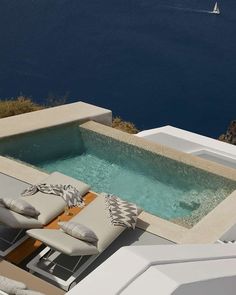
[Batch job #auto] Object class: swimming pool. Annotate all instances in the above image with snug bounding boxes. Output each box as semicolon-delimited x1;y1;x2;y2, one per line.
1;122;235;227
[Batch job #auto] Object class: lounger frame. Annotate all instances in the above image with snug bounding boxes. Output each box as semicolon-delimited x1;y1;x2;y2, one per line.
0;229;27;257
27;246;100;291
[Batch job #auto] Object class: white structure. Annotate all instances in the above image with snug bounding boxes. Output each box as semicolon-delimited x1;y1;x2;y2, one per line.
67;244;236;295
137;125;236;169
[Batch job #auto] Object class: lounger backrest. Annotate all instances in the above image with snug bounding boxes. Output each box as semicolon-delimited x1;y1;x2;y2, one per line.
22;172;91;225
47;172;91;196
21;194;66;225
71;195;124;252
0;206;42;228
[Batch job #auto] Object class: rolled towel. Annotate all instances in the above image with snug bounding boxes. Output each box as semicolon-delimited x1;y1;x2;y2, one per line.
0;276;26;295
15;290;46;295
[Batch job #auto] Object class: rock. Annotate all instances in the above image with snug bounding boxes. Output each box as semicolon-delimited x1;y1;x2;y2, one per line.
219;120;236;145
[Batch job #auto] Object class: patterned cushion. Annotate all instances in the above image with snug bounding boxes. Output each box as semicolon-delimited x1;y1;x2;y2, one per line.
0;275;26;295
59;221;98;243
105;194;140;229
0;197;40;217
15;290;46;295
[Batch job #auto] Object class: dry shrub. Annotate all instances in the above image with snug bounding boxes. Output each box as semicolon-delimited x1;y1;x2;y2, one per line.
0;96;43;118
0;97;139;136
112;117;139;134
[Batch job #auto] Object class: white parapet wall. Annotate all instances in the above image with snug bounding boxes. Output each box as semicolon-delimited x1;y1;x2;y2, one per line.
0;101;112;138
137;125;236;169
67;244;236;295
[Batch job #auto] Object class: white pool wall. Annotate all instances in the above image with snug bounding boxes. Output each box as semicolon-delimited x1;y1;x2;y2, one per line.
137;125;236;169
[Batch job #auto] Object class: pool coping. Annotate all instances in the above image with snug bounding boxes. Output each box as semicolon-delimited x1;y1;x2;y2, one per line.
80;121;236;243
0;107;236;244
0;101;112;139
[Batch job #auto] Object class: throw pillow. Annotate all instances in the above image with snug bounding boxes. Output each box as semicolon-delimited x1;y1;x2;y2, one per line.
59;221;98;243
0;197;40;217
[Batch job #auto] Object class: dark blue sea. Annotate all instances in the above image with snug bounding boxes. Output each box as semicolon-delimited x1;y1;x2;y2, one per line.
0;0;235;138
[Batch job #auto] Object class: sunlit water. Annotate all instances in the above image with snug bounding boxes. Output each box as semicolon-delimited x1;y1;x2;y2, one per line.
0;0;236;137
0;124;235;223
38;151;234;220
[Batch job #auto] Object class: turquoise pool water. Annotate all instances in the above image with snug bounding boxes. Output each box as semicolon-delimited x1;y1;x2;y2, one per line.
1;123;235;224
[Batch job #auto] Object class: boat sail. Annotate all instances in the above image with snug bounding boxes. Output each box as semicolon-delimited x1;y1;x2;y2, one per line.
212;2;220;14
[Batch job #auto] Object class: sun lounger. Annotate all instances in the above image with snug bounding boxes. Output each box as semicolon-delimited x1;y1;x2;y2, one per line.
26;194;140;291
0;172;90;256
0;174;30;257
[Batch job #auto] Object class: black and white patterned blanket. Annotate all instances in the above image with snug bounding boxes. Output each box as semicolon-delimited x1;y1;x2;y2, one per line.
21;184;84;208
105;194;140;229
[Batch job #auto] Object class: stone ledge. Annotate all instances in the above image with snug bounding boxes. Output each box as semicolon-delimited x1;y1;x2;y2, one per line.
0;101;112;139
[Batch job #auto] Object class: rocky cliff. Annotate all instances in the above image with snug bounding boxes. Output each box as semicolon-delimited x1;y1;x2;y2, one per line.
219;120;236;145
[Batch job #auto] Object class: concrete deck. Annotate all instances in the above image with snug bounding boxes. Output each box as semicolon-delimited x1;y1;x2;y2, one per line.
0;104;236;244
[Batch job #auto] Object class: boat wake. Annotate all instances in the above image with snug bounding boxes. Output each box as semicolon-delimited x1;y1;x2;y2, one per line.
160;2;220;15
161;5;213;14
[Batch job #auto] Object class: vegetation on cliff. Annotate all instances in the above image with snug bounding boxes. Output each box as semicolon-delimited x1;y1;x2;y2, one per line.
0;96;42;118
112;117;139;134
0;96;139;134
219;120;236;145
2;97;236;139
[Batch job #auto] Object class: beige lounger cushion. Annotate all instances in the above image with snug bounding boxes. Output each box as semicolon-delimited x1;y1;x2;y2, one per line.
27;229;99;256
27;194;125;255
0;275;26;295
41;172;90;197
21;194;66;225
71;194;124;252
0;172;90;228
0;198;40;218
0;206;42;228
21;172;91;225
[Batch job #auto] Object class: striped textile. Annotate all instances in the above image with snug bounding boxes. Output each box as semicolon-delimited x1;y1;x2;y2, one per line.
105;194;139;229
21;184;84;208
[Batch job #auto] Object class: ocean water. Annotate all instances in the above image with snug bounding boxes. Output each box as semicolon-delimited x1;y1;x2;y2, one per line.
0;0;235;137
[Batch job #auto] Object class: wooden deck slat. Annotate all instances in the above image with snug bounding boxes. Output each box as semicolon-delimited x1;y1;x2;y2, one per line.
6;192;96;264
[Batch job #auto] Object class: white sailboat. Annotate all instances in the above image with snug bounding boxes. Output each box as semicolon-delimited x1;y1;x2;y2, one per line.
212;2;220;14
